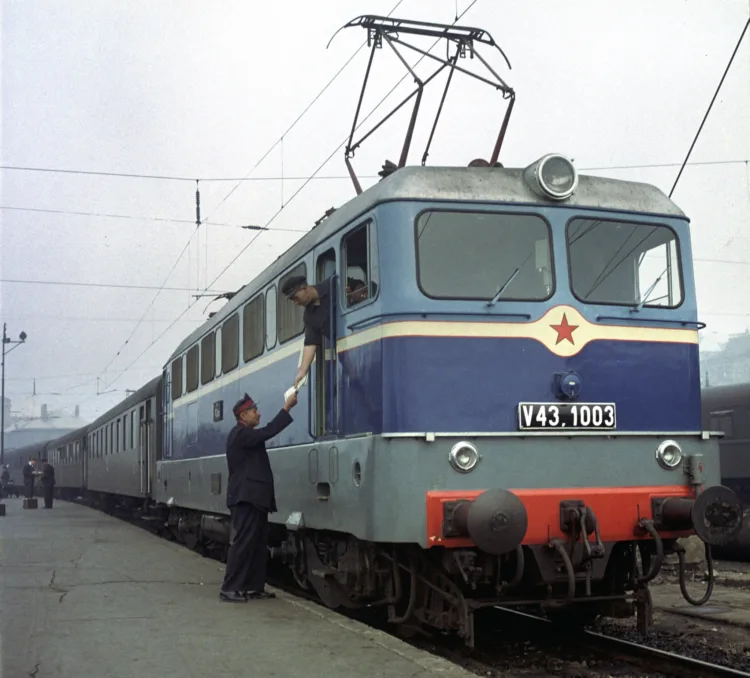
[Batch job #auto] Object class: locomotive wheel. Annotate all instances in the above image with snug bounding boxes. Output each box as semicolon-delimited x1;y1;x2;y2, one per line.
181;529;199;551
292;568;311;590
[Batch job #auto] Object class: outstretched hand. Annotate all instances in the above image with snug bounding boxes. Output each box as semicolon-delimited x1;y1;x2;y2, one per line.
293;369;306;389
284;391;298;411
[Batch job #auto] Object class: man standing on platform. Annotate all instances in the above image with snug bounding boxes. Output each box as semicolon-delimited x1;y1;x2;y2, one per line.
220;390;298;603
23;461;35;499
41;461;55;509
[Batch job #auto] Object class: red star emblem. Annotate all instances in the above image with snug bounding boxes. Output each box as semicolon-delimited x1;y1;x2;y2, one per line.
550;313;579;345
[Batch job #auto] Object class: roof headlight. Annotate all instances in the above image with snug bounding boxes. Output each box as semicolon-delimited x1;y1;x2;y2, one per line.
523;153;578;201
655;440;683;470
448;441;479;473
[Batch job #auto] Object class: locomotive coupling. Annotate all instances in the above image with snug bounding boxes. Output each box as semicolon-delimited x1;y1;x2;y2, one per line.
651;485;743;547
448;488;528;555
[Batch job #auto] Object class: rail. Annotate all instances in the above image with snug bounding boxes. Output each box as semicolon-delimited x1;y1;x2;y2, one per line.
495;607;750;678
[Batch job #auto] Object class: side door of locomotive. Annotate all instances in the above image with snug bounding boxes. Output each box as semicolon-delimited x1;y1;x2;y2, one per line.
337;216;380;434
311;244;338;438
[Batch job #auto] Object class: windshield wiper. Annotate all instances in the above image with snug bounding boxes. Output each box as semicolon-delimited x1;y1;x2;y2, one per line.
631;268;666;313
487;268;520;307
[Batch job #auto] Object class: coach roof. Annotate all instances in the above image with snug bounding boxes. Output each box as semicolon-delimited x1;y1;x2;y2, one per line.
166;165;686;363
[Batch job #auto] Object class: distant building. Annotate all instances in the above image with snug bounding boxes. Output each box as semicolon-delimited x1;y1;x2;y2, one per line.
701;331;750;387
2;404;88;450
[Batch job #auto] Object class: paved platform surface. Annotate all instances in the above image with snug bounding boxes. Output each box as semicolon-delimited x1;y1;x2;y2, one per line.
0;500;474;678
651;579;750;628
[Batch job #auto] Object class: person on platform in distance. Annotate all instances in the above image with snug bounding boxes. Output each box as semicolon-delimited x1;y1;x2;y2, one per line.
1;465;9;499
23;461;35;499
281;275;331;389
220;390;298;603
41;461;55;509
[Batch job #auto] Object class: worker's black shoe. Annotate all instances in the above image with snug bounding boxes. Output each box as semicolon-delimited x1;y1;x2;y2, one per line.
247;590;276;599
219;590;247;602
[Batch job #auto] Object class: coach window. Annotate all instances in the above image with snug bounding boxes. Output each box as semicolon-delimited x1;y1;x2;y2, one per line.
130;411;135;449
214;326;222;378
171;357;182;401
186;344;200;393
342;221;379;309
122;417;126;451
266;286;277;350
416;211;553;301
243;295;265;362
278;264;306;343
222;313;240;373
116;419;121;453
201;332;215;385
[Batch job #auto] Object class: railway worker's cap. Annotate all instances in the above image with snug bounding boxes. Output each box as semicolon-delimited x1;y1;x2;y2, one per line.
233;393;258;417
281;275;307;299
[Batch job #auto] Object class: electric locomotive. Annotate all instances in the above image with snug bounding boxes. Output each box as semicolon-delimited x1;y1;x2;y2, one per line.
158;156;743;644
157;12;743;644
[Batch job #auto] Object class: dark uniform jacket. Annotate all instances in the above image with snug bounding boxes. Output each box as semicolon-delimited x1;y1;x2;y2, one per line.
225;409;293;513
42;465;55;487
303;281;331;347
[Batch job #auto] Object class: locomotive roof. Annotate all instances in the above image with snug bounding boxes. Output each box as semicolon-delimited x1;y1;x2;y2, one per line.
167;164;686;362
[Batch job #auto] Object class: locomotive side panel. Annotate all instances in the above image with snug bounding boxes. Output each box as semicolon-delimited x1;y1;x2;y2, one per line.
156;434;379;541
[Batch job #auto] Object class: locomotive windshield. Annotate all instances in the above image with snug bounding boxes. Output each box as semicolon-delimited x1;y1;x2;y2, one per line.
415;210;554;300
567;217;683;308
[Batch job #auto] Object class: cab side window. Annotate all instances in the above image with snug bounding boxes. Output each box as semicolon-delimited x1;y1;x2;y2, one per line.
278;263;307;343
341;221;379;309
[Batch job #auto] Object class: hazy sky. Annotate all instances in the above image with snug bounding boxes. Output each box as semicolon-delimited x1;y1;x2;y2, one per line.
1;0;749;422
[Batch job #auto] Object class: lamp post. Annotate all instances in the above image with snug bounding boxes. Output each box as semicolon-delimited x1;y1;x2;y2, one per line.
1;323;28;468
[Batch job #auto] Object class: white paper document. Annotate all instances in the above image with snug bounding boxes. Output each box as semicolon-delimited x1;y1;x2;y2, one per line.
283;346;309;401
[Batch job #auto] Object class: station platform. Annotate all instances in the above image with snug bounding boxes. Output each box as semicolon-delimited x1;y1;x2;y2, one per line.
651;578;750;628
0;500;474;678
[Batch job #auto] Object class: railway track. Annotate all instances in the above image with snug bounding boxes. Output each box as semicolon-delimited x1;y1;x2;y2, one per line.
95;501;750;678
480;607;750;678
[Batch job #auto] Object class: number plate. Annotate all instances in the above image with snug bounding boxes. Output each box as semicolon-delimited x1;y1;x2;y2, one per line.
517;402;616;430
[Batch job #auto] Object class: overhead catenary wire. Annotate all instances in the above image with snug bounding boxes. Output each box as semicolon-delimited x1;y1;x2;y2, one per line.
0;205;309;232
102;0;485;392
669;17;750;197
89;0;408;391
0;278;231;293
3;158;750;182
166;0;406;225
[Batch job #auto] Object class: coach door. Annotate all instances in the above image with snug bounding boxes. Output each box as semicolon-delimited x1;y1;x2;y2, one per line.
138;402;152;495
313;248;338;437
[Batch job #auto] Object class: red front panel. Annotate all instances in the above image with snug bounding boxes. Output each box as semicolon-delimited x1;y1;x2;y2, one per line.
426;485;694;548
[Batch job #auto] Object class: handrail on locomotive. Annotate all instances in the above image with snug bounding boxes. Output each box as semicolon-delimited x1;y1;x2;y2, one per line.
328;14;515;194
